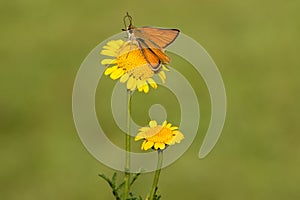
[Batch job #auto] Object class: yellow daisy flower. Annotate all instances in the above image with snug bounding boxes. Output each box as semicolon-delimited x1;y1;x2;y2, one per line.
100;40;169;93
135;120;184;151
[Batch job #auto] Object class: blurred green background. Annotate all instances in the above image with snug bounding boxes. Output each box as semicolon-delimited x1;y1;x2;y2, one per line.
1;0;299;199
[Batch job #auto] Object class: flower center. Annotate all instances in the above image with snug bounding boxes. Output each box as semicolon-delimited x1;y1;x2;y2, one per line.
129;64;154;80
117;49;148;73
146;126;173;143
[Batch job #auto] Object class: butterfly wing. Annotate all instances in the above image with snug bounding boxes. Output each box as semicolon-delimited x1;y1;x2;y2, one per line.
133;27;180;48
132;27;180;71
137;38;169;71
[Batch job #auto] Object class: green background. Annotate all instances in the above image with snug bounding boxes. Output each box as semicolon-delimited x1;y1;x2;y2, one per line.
1;0;299;199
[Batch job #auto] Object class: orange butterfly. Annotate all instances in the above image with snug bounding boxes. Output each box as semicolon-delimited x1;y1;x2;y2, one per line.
122;12;180;72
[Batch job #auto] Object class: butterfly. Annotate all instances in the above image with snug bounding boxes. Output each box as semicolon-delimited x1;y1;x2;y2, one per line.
122;12;180;72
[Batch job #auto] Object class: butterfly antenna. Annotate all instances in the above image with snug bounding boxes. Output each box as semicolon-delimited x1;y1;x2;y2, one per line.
122;12;133;31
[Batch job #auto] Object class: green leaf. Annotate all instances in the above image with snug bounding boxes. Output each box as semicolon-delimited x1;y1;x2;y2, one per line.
99;173;121;200
130;173;141;186
112;172;117;185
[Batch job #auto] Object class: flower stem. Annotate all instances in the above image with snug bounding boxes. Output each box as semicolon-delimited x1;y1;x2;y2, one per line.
149;150;163;200
124;90;131;200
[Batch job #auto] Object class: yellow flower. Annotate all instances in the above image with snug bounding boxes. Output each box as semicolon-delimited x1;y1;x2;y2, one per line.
100;40;169;93
135;120;184;150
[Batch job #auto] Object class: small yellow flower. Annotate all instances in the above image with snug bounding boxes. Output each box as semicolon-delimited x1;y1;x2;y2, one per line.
135;120;184;150
100;40;169;93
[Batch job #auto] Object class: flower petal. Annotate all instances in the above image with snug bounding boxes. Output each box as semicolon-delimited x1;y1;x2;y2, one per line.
162;121;167;127
162;65;170;71
147;78;157;89
149;120;157;128
126;76;134;90
102;45;112;50
142;83;149;93
173;131;184;143
107;40;124;49
104;65;117;76
120;73;129;83
143;141;154;150
110;68;124;80
114;39;125;46
158;71;166;83
127;76;137;91
141;140;147;150
100;49;117;57
154;142;165;150
139;127;150;132
136;79;144;92
166;123;172;128
101;58;116;65
135;132;145;141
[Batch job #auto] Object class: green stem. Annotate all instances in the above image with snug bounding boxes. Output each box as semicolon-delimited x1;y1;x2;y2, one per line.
124;90;131;200
149;150;163;200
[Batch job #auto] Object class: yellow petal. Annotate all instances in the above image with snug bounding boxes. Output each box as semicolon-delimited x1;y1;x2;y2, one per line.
110;68;124;80
162;65;170;71
130;80;137;91
149;120;157;128
166;123;172;128
173;131;184;143
160;71;166;79
143;141;154;150
127;76;135;90
101;58;116;65
142;83;149;93
158;71;166;83
147;78;157;89
162;121;167;127
104;65;117;76
139;127;150;132
135;132;145;141
136;80;144;92
102;45;109;49
141;140;147;150
120;73;129;83
107;40;124;49
112;39;124;46
170;126;178;131
154;142;165;150
100;49;117;57
127;77;137;91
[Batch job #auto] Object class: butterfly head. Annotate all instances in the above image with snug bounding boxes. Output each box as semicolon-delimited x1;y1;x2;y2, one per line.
122;12;134;31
